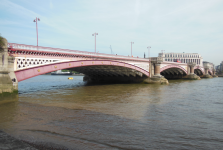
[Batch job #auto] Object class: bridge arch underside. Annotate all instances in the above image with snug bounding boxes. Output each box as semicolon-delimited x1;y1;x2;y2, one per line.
194;69;204;76
72;65;148;83
160;68;187;79
15;60;149;83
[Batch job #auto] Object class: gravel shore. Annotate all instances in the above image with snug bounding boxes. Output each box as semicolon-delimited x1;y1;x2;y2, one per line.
0;130;69;150
0;130;37;150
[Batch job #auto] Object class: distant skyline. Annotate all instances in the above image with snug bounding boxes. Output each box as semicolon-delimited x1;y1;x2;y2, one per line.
0;0;222;65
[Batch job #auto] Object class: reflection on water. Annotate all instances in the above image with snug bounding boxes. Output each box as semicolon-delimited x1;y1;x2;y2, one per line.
0;75;223;149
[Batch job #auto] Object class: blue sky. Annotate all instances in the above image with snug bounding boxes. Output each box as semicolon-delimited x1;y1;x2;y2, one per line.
0;0;223;65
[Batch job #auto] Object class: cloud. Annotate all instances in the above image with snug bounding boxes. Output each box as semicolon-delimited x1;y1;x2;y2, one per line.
50;0;53;9
1;0;223;65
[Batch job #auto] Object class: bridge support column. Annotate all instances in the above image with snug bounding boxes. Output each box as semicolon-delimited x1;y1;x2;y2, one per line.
144;58;168;84
154;63;161;76
205;68;208;74
183;62;200;80
0;38;18;94
190;66;194;74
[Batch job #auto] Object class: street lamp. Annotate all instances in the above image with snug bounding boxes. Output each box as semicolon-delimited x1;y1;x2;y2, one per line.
33;17;40;47
131;42;134;57
147;46;151;59
92;32;98;53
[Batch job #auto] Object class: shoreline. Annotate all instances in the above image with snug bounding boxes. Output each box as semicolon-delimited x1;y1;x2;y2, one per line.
0;130;68;150
0;130;37;150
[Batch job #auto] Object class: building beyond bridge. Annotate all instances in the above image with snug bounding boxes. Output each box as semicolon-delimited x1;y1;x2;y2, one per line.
158;52;203;67
216;61;223;73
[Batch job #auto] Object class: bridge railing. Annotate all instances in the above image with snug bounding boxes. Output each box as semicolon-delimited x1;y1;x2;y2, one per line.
8;43;149;62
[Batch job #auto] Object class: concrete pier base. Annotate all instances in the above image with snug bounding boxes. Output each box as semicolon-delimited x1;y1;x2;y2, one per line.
212;75;218;77
143;75;169;84
0;71;14;93
84;75;169;85
182;74;201;80
201;74;213;78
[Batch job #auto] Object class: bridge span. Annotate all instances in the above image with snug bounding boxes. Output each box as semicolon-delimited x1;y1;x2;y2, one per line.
0;38;217;93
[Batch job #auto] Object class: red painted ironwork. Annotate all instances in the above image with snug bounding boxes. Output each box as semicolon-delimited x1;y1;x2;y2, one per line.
15;60;150;82
8;43;150;62
160;65;188;74
194;66;205;75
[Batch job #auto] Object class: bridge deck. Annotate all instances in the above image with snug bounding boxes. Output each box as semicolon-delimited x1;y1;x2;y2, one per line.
8;43;149;62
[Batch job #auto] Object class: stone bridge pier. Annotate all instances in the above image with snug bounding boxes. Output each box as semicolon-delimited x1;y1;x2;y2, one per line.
212;69;218;77
0;38;18;94
202;62;213;78
183;62;200;80
143;57;169;84
202;67;213;78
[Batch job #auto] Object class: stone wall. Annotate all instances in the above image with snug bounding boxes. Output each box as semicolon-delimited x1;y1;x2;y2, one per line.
0;38;18;94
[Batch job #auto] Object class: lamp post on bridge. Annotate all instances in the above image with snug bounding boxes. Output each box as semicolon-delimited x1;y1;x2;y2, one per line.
92;32;98;53
33;17;40;47
147;46;151;59
161;50;165;54
131;42;134;57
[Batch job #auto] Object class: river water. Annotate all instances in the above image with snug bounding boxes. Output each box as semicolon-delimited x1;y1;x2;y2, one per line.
0;75;223;150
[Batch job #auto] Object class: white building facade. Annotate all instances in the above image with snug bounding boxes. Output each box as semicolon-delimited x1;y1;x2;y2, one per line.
158;52;203;67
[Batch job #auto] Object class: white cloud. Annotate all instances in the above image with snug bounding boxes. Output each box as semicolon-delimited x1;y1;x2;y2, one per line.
0;0;223;65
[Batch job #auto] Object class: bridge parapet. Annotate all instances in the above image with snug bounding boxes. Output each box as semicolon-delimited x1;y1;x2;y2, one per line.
150;57;163;64
203;62;211;69
187;62;196;67
8;43;149;62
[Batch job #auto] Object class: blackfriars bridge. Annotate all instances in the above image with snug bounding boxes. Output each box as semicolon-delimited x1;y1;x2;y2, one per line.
0;39;217;93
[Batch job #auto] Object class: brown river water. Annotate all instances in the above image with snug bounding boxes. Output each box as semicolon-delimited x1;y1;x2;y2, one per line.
0;75;223;150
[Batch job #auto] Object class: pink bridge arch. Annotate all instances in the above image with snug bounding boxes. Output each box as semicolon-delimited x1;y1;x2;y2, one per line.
208;70;213;75
15;60;150;82
160;65;188;74
194;66;205;75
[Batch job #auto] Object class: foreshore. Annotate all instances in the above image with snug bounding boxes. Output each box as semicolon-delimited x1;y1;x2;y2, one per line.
217;74;223;77
0;130;68;150
0;130;37;150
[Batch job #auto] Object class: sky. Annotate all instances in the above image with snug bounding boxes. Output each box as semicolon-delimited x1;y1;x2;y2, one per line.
0;0;223;65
